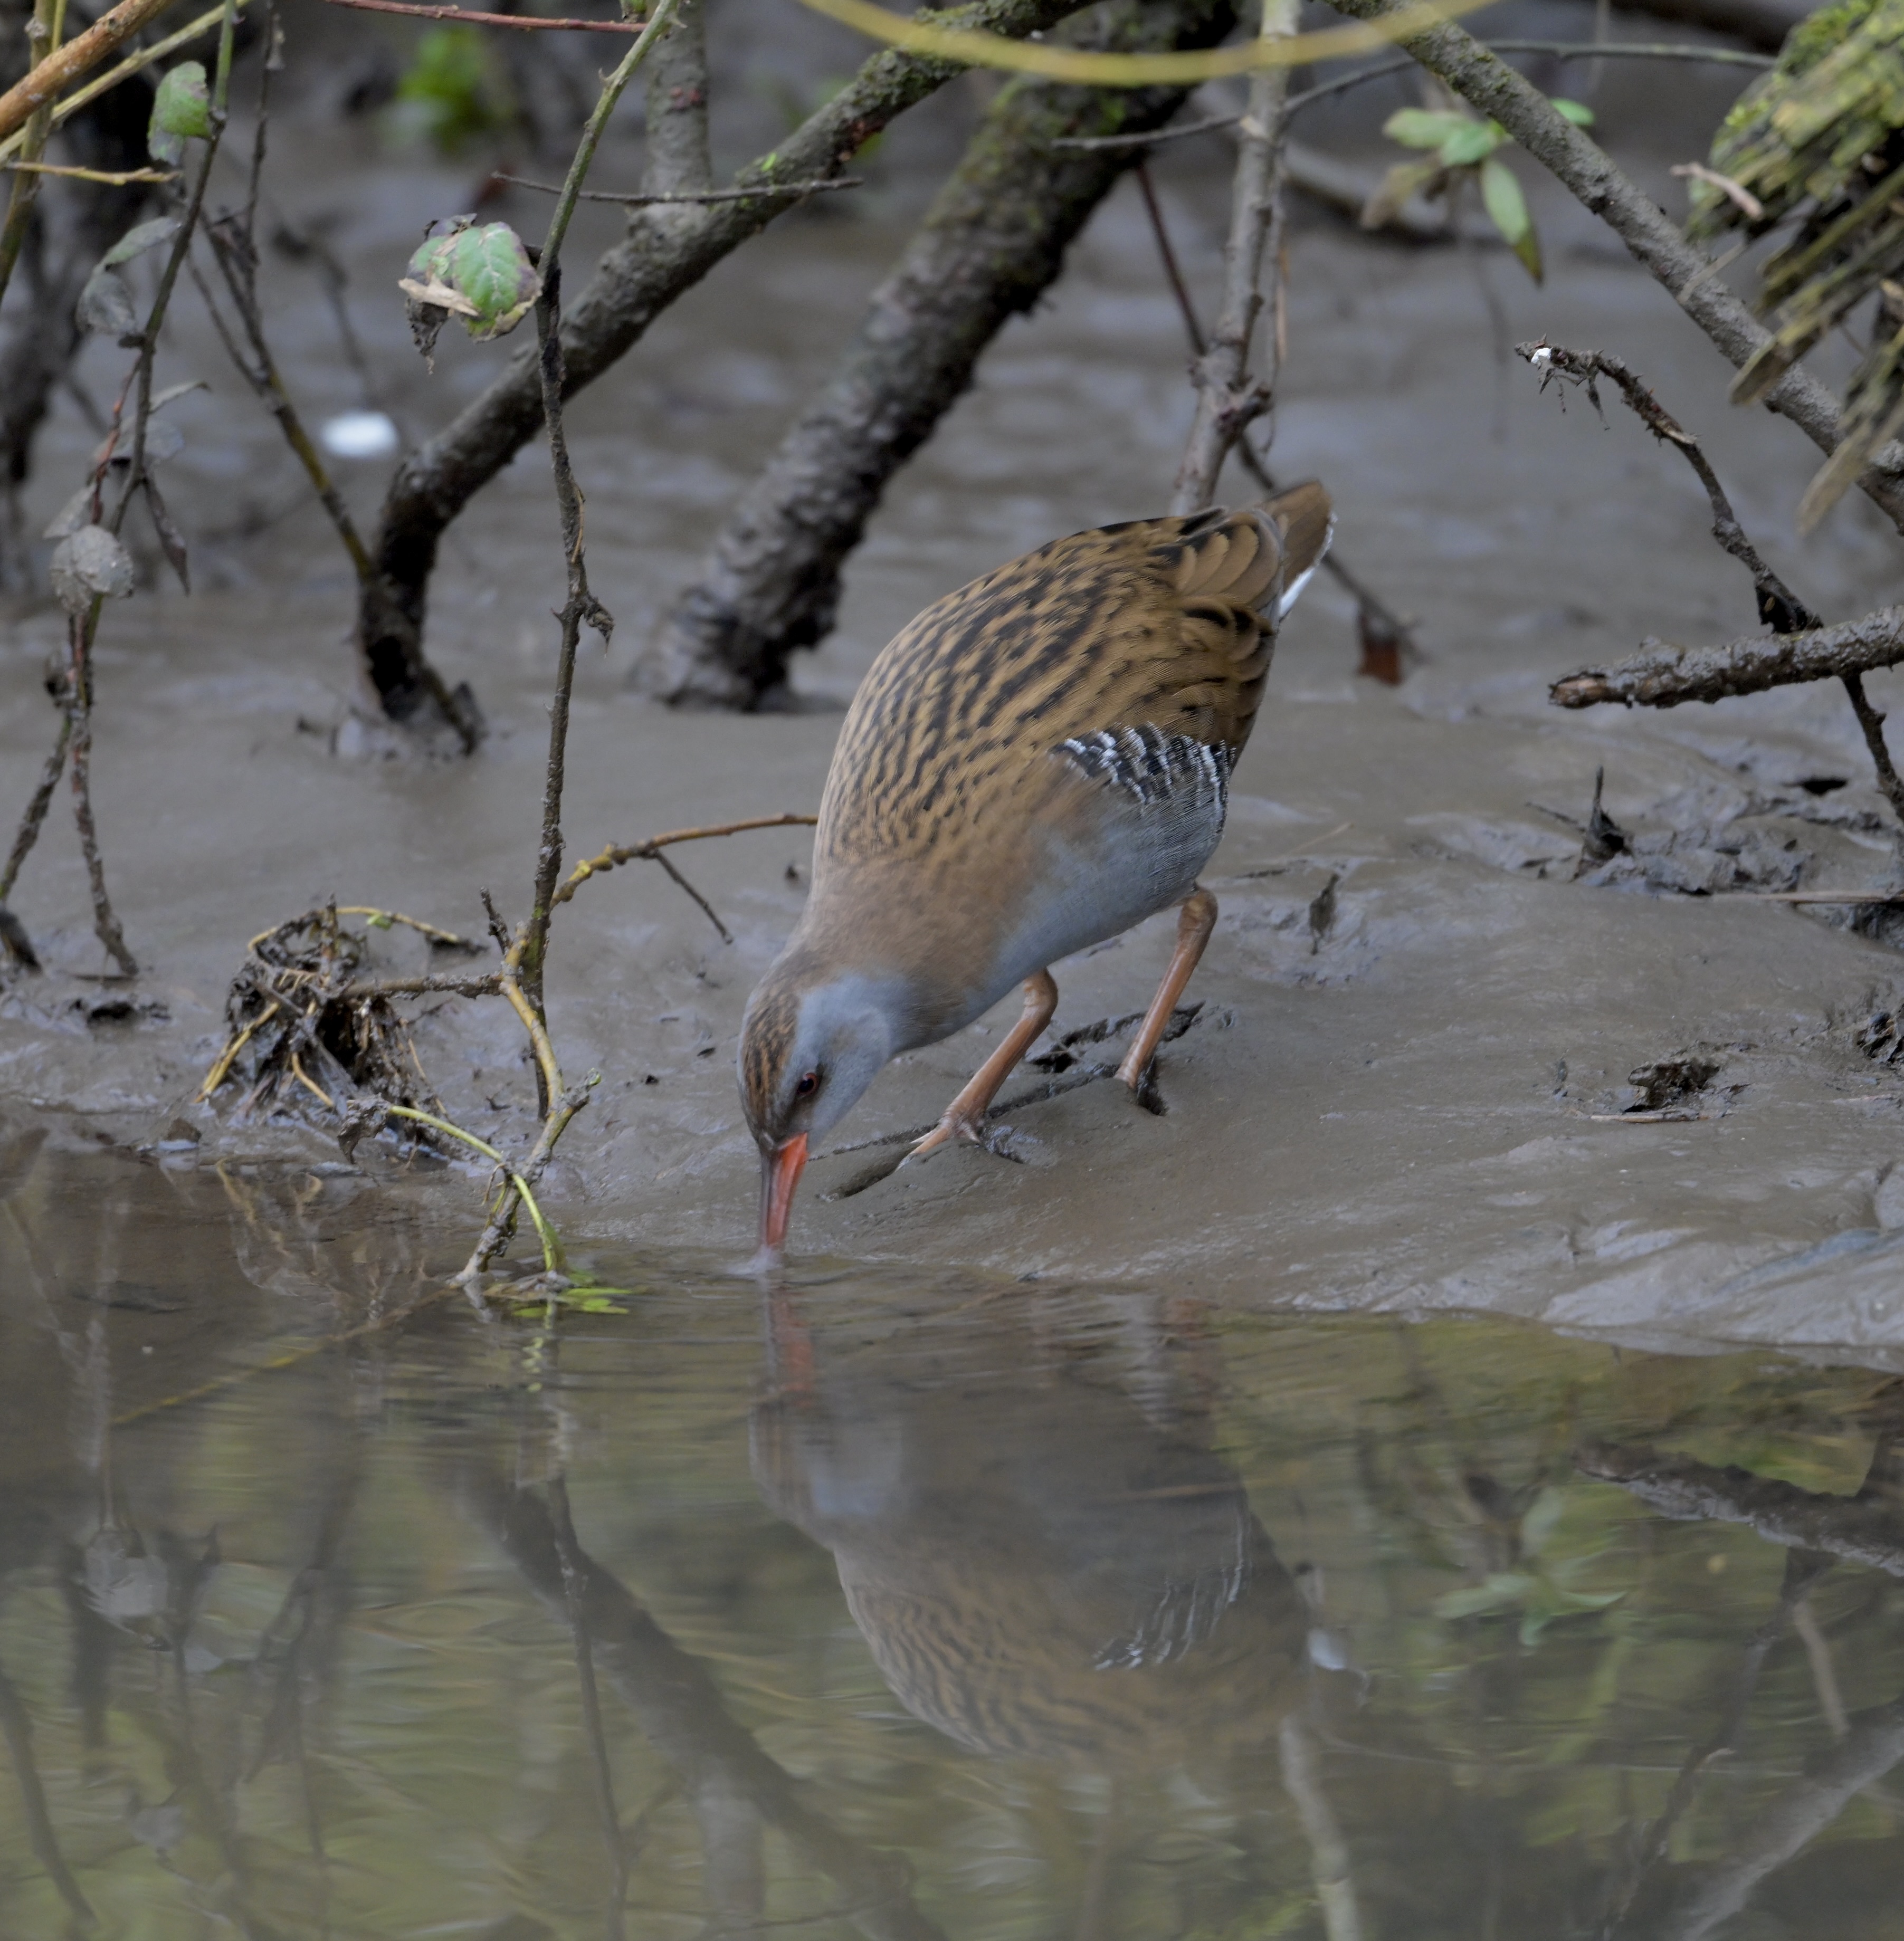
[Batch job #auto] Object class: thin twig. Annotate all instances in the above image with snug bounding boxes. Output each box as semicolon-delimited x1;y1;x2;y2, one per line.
0;0;64;315
1051;42;1772;150
382;1104;564;1274
0;712;71;905
1170;0;1292;513
44;0;241;978
648;847;730;943
1524;340;1904;828
553;812;817;907
1319;0;1904;535
1521;342;1820;633
1;158;174;183
1841;673;1904;828
322;0;646;28
493;170;861;205
518;0;682;1032
1136;159;1417;670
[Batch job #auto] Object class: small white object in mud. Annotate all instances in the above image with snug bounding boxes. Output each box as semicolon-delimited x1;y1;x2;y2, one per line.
320;410;398;459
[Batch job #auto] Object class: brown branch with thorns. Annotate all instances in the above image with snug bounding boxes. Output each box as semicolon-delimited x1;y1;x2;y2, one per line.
1525;340;1904;831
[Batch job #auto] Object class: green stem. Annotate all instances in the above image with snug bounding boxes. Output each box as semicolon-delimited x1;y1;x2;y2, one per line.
383;1105;565;1275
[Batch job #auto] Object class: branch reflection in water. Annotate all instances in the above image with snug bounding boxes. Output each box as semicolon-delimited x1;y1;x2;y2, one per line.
1;1142;1903;1934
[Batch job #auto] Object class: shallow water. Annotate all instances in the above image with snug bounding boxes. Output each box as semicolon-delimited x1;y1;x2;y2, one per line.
4;1146;1903;1938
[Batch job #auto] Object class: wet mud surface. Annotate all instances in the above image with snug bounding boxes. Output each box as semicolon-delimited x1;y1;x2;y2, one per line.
4;16;1904;1356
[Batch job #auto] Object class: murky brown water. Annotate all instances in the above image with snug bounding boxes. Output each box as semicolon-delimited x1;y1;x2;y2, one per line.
3;1141;1903;1938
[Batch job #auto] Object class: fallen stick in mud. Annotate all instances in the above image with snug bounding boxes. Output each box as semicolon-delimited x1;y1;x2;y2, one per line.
1550;607;1904;710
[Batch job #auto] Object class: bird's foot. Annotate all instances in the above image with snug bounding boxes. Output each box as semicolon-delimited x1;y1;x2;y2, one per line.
907;1110;985;1161
1124;1059;1167;1117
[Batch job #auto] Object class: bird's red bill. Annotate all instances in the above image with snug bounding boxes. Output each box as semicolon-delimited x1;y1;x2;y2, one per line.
759;1133;809;1256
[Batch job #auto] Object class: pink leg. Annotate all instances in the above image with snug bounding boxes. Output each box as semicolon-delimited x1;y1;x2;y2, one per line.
912;970;1059;1157
1116;888;1217;1089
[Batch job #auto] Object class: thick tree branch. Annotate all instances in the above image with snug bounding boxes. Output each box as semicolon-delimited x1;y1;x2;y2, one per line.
1660;1697;1904;1941
356;0;1096;734
1578;1439;1904;1576
1320;0;1904;537
636;0;1237;707
640;0;707;197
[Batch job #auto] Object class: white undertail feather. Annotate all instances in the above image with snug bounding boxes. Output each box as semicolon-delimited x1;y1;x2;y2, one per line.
1276;514;1336;620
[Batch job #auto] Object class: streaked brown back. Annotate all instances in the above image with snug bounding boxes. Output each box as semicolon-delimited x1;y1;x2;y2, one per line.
819;487;1330;869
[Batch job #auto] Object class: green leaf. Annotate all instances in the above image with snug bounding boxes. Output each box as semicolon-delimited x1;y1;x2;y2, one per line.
149;62;210;164
1481;156;1544;282
77;266;138;338
1519;1485;1568;1557
1440;119;1503;167
1383;107;1472;149
1434;1572;1536;1621
102;216;181;269
445;222;539;341
1551;97;1595;126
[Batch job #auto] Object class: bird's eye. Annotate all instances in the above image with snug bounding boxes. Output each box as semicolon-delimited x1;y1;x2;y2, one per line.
794;1069;821;1099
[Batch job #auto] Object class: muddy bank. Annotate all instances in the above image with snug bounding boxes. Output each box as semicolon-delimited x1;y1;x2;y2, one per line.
5;32;1904;1357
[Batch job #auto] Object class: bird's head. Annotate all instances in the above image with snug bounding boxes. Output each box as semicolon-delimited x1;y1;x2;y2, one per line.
739;955;900;1258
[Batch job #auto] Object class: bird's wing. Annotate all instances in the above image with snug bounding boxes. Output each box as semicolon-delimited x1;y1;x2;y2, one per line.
821;487;1332;864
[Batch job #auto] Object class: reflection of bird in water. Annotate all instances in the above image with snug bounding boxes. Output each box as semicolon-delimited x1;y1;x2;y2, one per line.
739;486;1335;1254
751;1297;1306;1772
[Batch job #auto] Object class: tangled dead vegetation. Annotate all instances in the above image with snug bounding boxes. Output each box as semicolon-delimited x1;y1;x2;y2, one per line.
197;816;816;1286
200;903;484;1121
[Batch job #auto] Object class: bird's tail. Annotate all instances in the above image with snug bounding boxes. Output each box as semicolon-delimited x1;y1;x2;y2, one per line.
1262;480;1334;618
1163;481;1334;619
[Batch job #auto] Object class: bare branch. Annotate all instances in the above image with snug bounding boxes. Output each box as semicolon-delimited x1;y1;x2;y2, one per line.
1523;341;1904;825
1172;0;1293;513
321;0;648;28
1138;161;1419;674
1550;606;1904;711
357;0;1096;732
494;172;861;205
1052;39;1772;151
